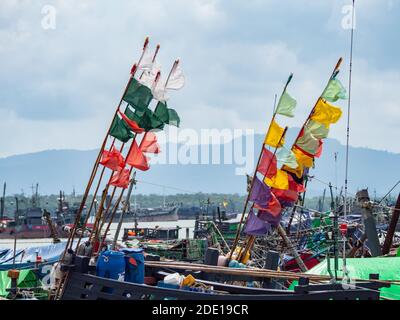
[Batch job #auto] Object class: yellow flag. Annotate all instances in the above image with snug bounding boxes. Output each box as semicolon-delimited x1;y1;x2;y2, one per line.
292;147;314;168
310;99;342;127
264;169;289;190
264;120;285;148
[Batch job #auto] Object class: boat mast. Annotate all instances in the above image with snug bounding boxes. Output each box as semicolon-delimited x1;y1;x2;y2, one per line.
0;182;6;219
344;0;355;219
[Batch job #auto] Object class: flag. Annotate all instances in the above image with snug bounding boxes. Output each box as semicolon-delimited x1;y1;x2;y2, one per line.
264;169;289;190
154;101;181;127
137;46;153;72
109;115;134;143
292;146;314;168
305;120;329;139
272;174;304;203
244;209;271;236
276;147;298;169
126;140;150;171
110;168;130;189
257;148;277;178
123;78;153;111
125;106;164;132
295;127;322;156
140;132;160;154
322;78;347;102
139;61;161;88
311;99;342;127
276;91;297;117
152;79;169;102
118;110;144;133
264;120;285;148
282;164;304;179
249;176;272;209
99;147;125;171
257;193;282;225
165;64;185;90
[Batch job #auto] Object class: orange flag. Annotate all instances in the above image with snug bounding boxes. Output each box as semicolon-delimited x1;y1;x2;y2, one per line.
140;132;161;154
110;168;130;188
126;140;150;171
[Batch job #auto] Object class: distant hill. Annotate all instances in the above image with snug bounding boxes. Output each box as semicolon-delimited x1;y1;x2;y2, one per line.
0;128;399;196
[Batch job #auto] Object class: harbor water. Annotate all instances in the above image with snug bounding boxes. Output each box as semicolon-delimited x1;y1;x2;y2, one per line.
0;219;197;249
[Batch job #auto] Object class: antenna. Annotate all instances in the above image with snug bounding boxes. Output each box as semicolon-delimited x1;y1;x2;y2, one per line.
344;0;355;220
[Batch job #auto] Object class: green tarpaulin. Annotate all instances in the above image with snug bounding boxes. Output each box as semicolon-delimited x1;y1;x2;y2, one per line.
296;257;400;300
0;269;40;297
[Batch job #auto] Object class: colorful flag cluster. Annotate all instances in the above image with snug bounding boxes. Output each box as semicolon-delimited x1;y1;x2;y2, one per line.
102;55;184;189
244;74;346;237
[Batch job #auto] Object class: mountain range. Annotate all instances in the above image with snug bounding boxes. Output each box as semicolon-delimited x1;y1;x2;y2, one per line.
0;129;399;197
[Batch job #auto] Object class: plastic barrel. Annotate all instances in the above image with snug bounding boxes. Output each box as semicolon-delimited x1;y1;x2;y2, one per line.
121;248;145;284
96;250;126;280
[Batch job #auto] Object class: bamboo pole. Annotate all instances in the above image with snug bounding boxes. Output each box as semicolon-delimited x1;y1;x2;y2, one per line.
237;127;288;262
74;44;161;250
53;38;150;300
95;58;180;252
229;74;293;260
62;38;151;258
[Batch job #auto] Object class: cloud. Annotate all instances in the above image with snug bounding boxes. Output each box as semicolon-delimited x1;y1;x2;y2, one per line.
0;0;399;158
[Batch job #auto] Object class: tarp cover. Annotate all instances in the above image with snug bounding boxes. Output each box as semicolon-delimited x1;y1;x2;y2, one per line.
0;269;39;297
304;257;400;300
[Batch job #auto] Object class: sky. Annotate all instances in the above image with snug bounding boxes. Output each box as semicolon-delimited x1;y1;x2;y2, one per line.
0;0;399;158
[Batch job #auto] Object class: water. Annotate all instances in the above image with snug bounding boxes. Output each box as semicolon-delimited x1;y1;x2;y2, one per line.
0;219;197;249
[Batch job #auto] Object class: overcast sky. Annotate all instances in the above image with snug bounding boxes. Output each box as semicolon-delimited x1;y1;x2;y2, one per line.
0;0;399;158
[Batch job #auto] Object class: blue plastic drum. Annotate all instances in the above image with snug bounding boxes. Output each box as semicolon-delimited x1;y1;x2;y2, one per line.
121;248;145;284
96;250;126;280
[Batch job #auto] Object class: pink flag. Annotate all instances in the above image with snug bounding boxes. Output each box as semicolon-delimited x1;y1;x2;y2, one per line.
140;132;160;154
126;140;150;171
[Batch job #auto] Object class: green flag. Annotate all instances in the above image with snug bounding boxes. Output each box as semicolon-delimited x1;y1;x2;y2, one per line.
125;106;164;132
322;78;347;102
276;91;296;117
305;120;329;139
109;116;134;142
154;101;181;127
277;147;298;169
123;78;153;111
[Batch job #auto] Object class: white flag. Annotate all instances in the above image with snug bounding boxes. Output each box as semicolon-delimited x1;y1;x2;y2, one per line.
137;47;154;72
165;64;185;90
139;61;161;88
152;78;169;102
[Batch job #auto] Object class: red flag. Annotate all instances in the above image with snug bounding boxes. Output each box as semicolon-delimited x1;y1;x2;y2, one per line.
110;168;130;188
99;147;125;171
140;132;160;154
315;140;323;158
118;110;145;133
272;173;304;202
126;140;150;171
257;148;277;178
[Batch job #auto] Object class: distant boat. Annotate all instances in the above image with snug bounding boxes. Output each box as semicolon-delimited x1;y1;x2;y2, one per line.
109;206;179;223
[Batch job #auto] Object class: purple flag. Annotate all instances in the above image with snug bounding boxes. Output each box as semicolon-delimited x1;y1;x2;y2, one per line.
258;209;282;226
249;176;272;209
244;210;271;236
